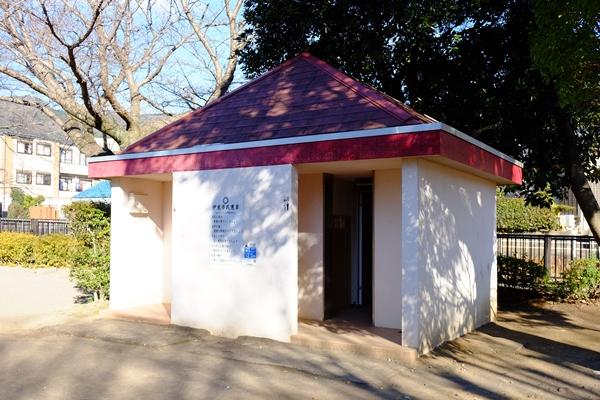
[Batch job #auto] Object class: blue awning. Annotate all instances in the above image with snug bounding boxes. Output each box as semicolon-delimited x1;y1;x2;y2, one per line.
73;180;111;199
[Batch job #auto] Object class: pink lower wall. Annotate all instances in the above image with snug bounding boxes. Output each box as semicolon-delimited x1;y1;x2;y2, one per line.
162;181;172;304
110;177;166;309
373;168;403;329
401;159;497;353
297;173;325;320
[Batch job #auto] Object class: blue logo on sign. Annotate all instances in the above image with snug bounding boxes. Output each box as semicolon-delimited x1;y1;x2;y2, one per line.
244;245;257;259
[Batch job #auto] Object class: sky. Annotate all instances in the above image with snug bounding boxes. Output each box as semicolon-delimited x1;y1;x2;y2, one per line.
0;0;248;118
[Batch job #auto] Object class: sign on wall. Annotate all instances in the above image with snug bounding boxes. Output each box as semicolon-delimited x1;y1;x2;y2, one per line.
209;196;255;265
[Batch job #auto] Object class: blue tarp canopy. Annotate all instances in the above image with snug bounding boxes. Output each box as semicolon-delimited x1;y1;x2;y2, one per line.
73;180;111;200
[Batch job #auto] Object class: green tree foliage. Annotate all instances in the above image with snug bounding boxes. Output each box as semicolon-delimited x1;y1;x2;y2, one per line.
7;188;44;218
241;0;600;241
63;202;111;301
528;0;600;243
530;0;599;121
497;197;560;233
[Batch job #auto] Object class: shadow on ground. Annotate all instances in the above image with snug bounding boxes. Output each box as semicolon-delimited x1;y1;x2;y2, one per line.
427;301;600;399
0;302;598;399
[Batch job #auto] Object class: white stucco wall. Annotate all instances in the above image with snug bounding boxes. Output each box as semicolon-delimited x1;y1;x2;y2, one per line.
162;181;172;303
298;173;325;321
373;168;403;329
110;178;166;309
170;165;298;341
401;159;496;353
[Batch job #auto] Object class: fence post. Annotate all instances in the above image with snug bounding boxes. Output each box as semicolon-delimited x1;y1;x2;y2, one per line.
543;235;552;275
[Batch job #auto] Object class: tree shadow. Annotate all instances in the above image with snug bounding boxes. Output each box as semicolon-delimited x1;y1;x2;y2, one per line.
425;302;600;399
478;322;600;371
0;319;411;399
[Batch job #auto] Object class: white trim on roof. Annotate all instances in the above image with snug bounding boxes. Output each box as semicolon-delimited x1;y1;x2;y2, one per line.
89;122;523;167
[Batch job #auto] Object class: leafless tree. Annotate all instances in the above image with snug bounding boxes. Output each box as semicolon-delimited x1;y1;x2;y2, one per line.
0;0;246;155
172;0;246;108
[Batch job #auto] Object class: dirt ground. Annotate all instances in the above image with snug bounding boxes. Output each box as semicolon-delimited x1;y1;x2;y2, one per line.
0;266;93;332
0;266;599;399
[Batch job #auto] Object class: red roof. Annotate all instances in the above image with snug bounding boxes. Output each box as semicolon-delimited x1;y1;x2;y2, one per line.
125;52;435;154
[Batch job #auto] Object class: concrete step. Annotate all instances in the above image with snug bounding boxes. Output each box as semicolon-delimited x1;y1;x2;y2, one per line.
100;303;171;325
292;320;417;364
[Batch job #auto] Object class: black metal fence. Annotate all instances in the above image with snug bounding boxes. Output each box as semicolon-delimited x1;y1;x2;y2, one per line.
0;218;69;235
497;233;599;279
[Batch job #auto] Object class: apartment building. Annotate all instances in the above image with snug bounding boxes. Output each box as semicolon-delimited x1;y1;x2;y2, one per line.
0;101;117;215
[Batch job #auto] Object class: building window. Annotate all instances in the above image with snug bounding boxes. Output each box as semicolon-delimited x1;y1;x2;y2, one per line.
79;153;87;165
60;175;73;191
79;178;92;191
17;141;33;154
36;172;51;186
60;174;87;191
16;170;32;184
60;148;73;164
36;143;52;157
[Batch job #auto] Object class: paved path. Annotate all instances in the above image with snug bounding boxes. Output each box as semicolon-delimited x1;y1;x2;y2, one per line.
0;302;598;399
0;266;84;332
0;267;598;399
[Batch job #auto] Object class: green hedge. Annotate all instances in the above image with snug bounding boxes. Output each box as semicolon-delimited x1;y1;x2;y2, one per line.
33;234;82;268
498;255;600;301
497;255;548;291
497;197;560;233
0;232;81;268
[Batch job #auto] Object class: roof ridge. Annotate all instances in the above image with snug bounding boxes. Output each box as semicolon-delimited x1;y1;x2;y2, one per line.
299;53;433;124
123;53;311;153
122;52;435;155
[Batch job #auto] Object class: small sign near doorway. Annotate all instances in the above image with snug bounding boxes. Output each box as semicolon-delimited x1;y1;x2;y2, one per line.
244;242;257;265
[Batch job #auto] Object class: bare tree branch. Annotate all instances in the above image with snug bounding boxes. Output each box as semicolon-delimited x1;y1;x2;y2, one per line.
0;0;247;154
176;0;247;106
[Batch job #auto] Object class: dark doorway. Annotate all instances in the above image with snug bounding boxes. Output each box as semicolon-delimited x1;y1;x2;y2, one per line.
356;179;373;309
324;175;373;321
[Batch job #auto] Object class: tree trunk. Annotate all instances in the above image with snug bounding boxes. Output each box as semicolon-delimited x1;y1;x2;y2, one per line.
63;119;112;156
559;111;600;244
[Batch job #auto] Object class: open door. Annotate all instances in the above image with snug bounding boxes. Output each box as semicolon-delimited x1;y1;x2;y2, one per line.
357;182;373;309
325;215;352;318
323;175;373;320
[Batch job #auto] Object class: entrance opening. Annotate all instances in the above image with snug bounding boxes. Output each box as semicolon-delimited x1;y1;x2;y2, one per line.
324;174;373;322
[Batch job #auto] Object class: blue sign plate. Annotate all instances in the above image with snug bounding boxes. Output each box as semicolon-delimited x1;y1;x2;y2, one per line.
244;245;257;259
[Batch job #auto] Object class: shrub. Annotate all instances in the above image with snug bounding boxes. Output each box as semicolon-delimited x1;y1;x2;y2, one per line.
63;201;111;301
32;234;81;268
70;248;110;301
497;255;548;291
498;256;600;302
0;232;80;267
497;197;560;233
63;202;110;250
554;259;600;300
0;232;35;265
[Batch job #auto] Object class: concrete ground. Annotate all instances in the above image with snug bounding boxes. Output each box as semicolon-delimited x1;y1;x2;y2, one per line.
0;266;93;333
0;266;599;399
